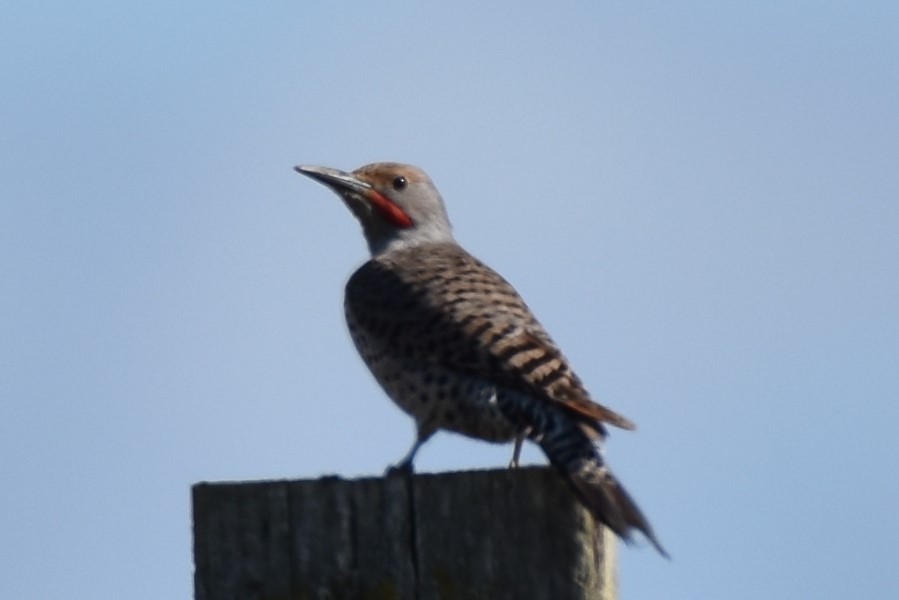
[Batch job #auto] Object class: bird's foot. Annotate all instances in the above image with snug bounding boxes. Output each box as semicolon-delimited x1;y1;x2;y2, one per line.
385;460;414;477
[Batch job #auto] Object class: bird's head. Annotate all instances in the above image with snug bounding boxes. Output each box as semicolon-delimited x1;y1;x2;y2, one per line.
295;162;454;256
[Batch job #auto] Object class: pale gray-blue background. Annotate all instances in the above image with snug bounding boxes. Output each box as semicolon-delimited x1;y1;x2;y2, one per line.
2;3;897;598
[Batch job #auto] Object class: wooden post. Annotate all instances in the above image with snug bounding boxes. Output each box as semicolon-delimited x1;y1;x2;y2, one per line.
192;466;617;600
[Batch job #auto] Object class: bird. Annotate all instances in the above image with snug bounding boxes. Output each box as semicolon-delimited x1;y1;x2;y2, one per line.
294;161;667;556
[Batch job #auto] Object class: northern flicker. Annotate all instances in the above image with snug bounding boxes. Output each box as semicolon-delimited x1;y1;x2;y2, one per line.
294;162;667;556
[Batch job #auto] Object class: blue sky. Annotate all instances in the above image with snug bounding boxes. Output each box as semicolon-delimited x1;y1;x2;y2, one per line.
2;3;898;598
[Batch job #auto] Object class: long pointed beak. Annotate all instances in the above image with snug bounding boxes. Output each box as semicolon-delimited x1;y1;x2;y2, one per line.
294;165;372;196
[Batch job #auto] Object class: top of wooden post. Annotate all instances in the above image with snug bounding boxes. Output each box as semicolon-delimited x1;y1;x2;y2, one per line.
193;466;617;600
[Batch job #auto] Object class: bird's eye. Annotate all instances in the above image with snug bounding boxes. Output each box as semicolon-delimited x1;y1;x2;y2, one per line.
392;176;407;191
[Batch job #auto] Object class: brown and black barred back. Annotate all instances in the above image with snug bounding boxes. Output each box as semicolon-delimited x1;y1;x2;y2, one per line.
345;243;635;436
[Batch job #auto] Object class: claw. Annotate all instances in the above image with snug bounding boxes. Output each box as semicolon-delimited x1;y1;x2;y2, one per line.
385;460;414;477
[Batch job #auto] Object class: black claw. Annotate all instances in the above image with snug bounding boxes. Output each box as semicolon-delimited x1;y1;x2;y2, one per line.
385;460;414;477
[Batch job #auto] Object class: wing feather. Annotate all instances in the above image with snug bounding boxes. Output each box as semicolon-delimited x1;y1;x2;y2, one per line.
345;244;636;432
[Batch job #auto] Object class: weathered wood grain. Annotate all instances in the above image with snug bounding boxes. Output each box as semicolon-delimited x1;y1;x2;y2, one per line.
193;466;616;600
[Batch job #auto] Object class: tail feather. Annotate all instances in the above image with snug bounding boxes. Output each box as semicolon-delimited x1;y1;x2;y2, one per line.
497;388;667;556
566;457;669;558
537;418;669;558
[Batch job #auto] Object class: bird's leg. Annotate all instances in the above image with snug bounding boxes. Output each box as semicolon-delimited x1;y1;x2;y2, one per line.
389;438;424;475
386;423;436;476
508;427;531;468
508;438;523;468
